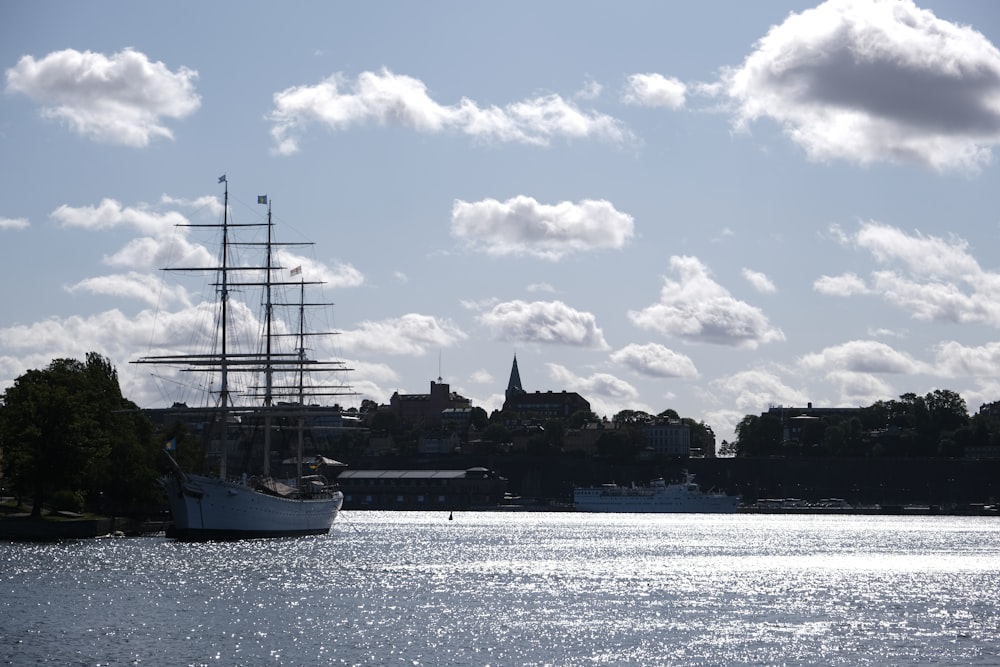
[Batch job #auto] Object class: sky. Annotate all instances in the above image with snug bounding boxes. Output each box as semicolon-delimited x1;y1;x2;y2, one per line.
3;0;1000;445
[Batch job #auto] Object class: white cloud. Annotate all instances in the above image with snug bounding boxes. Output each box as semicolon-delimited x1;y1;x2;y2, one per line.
451;196;634;260
742;268;776;293
723;0;1000;171
610;342;698;378
710;227;735;243
867;326;906;339
546;362;647;418
576;79;603;101
702;408;747;446
0;303;252;407
830;221;1000;326
103;234;213;274
824;370;895;405
798;339;926;374
52;198;189;234
478;300;609;349
269;68;632;154
339;314;467;356
934;340;1000;378
342;359;400;404
276;252;365;289
856;221;982;279
0;217;29;230
5;48;200;147
66;271;191;308
710;369;810;413
469;369;494;384
814;272;869;296
547;363;639;400
628;255;784;348
623;73;687;109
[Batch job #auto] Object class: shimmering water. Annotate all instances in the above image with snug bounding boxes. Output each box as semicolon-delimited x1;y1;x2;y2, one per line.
1;512;998;666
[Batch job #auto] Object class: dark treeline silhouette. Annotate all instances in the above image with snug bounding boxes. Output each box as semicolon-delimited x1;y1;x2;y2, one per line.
732;389;990;459
2;353;998;516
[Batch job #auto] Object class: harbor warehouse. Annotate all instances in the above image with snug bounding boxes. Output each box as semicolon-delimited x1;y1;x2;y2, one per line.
337;468;507;510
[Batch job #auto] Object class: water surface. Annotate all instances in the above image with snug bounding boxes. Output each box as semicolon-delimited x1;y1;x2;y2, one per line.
2;512;997;665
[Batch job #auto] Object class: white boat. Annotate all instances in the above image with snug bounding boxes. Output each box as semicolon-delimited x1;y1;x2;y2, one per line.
573;471;740;513
135;177;349;539
159;460;342;539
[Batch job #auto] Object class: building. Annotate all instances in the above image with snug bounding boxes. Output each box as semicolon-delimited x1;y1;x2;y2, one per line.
642;419;691;457
389;380;471;429
500;355;591;424
766;403;862;445
336;468;507;509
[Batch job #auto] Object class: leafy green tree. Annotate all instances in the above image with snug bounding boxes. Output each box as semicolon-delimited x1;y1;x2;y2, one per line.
734;413;782;457
682;418;716;456
369;408;399;435
567;409;599;429
612;409;652;426
469;406;490;430
594;430;635;463
481;423;511;445
0;353;153;518
822;423;846;456
925;389;968;432
718;440;737;457
542;419;566;449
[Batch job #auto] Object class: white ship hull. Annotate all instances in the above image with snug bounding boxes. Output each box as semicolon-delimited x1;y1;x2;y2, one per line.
574;475;740;513
161;473;343;540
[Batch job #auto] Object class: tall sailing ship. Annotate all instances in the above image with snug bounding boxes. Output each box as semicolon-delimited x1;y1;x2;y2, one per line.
134;176;352;539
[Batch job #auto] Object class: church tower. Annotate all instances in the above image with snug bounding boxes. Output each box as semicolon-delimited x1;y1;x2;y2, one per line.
505;355;525;402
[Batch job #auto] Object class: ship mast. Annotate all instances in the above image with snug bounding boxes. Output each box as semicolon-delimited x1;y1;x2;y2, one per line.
262;199;275;476
297;274;306;485
133;177;357;484
219;177;231;480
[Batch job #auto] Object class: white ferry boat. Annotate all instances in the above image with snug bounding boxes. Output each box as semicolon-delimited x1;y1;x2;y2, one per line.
573;471;740;513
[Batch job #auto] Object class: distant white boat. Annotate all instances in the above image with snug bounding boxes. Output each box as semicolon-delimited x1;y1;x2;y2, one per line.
136;178;349;539
573;471;740;513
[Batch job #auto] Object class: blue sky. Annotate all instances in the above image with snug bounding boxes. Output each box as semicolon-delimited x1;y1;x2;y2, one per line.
3;0;1000;444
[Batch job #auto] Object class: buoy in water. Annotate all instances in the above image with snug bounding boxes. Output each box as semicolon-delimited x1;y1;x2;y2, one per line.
449;511;453;521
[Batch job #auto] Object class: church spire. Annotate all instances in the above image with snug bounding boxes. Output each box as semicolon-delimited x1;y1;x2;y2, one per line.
506;354;525;401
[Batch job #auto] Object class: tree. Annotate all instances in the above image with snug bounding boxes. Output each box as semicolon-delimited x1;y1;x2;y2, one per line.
718;440;737;457
734;413;782;457
481;423;511;445
682;418;716;456
594;430;635;463
0;353;153;518
542;419;566;449
925;389;968;433
369;408;399;435
612;409;652;426
567;409;599;429
469;406;489;430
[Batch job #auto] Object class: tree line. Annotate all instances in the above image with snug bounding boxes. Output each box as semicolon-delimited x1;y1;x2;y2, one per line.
730;389;990;458
1;352;993;518
0;353;160;518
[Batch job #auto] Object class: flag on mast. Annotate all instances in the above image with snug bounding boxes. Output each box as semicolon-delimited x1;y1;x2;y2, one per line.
257;195;267;205
218;174;227;183
290;266;302;277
